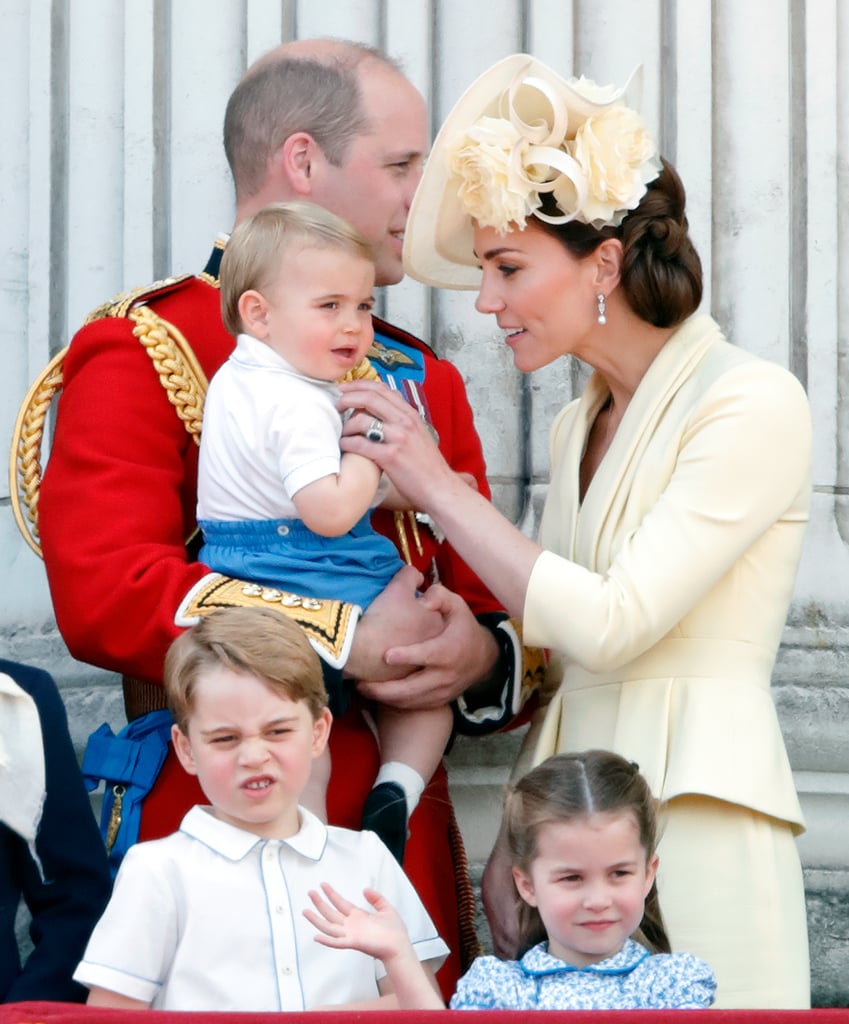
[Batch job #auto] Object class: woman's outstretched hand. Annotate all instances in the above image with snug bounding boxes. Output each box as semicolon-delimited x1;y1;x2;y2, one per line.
340;379;539;623
339;380;455;514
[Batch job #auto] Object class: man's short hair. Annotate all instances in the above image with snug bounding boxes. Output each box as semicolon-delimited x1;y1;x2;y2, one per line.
219;200;374;336
164;606;328;732
224;41;403;199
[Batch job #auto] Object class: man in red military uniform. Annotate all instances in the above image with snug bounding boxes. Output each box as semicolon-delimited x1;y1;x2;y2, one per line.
39;39;540;998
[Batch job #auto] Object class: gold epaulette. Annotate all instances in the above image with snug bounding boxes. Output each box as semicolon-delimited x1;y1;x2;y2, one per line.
82;274;194;324
175;574;358;668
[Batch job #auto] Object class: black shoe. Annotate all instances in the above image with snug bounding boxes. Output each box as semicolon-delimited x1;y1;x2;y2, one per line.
361;782;408;865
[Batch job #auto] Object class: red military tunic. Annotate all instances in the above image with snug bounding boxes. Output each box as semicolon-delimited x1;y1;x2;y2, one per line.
39;244;510;996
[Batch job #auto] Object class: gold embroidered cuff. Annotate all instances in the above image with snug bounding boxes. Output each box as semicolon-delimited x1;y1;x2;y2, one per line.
511;618;548;713
175;573;360;669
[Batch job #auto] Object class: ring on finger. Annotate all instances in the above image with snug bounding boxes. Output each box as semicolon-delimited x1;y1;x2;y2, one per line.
365;417;385;443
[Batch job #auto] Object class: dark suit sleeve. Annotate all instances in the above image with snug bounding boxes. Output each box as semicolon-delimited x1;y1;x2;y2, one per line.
1;661;112;1003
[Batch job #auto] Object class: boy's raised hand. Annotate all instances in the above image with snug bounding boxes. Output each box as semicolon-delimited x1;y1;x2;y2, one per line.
304;882;445;1010
304;882;411;961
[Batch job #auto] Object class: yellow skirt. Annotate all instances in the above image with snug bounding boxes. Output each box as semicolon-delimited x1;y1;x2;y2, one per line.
657;794;810;1008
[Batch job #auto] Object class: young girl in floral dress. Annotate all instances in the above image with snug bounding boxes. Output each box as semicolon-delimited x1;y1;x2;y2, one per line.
306;750;715;1010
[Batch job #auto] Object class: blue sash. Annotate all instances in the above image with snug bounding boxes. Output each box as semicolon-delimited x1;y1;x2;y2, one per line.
81;709;173;877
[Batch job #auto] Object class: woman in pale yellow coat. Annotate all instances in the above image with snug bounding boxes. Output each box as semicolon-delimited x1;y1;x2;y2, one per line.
339;55;811;1008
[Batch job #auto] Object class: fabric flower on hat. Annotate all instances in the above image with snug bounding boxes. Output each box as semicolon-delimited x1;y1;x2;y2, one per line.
449;117;543;232
446;65;660;234
568;104;662;228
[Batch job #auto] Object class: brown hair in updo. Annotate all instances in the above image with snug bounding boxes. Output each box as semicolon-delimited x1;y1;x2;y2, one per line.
536;158;702;328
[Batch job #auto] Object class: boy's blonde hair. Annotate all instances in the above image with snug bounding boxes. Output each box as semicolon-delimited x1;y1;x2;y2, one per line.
220;200;375;335
164;606;327;732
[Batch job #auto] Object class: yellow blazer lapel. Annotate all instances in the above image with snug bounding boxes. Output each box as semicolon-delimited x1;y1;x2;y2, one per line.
541;376;609;564
576;315;720;570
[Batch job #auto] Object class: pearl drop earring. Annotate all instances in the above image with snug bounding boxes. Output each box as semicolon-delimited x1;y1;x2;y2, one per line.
597;293;607;325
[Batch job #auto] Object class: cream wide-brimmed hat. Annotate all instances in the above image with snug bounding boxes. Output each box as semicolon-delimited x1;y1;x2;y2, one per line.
403;54;658;290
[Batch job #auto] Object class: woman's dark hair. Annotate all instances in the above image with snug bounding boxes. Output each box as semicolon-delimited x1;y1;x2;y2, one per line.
502;750;670;957
537;159;702;328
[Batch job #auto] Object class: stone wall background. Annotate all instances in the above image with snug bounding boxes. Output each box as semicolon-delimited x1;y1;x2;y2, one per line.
3;0;847;1006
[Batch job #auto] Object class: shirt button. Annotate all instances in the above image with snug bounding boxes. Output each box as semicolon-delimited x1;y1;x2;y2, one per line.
277;524;290;536
281;966;293;976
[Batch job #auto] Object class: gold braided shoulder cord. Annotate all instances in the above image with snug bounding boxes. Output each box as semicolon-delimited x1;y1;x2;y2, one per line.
9;348;68;557
129;305;208;444
9;319;422;564
9;305;209;560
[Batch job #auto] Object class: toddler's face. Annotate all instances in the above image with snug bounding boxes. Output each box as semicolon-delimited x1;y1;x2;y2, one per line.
172;664;330;839
252;246;375;382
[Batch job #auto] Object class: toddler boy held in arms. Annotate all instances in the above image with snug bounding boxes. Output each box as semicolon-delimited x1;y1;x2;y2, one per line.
73;607;448;1011
197;201;453;862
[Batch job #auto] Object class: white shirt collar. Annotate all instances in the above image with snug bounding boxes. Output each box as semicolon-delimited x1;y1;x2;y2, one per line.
232;333;339;393
179;804;329;862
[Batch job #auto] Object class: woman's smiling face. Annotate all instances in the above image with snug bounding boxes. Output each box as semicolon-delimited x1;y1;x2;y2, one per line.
473;219;600;373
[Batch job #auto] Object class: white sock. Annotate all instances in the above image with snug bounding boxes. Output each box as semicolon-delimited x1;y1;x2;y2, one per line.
374;762;425;818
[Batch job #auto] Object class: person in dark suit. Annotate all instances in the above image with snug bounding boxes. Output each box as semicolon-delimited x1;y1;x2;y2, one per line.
0;660;111;1002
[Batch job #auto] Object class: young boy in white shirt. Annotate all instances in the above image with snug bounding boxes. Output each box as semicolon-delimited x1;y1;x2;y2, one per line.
73;606;448;1011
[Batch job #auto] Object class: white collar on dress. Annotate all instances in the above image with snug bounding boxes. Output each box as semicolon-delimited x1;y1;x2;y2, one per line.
520;937;650;977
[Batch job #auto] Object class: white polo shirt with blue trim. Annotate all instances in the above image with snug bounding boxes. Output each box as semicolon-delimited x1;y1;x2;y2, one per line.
74;805;448;1010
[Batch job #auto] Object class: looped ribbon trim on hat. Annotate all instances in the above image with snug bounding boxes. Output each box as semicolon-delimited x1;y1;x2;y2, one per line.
515;145;588;225
504;73;570;145
501;73;589;225
448;61;661;233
